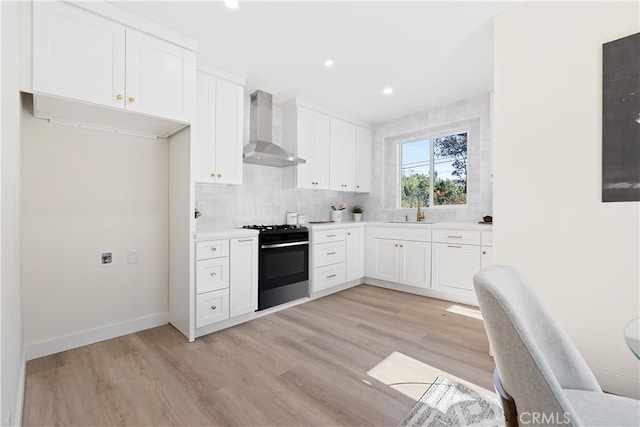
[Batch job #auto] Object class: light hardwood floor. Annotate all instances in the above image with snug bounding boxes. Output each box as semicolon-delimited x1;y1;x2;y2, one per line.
23;285;495;426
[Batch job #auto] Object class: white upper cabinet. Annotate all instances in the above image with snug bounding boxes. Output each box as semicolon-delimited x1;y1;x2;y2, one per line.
124;28;195;123
329;118;356;191
283;98;372;193
283;105;331;190
193;68;245;185
33;1;126;108
32;1;197;137
355;126;372;193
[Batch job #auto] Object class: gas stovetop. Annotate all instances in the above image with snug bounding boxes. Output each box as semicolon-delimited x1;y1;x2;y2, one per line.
242;224;308;244
242;224;307;232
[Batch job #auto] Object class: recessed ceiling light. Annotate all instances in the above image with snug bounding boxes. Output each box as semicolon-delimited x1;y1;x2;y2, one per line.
383;87;393;95
324;59;334;68
224;0;239;9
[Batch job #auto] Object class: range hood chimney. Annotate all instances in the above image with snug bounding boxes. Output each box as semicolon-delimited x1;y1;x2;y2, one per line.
243;90;306;167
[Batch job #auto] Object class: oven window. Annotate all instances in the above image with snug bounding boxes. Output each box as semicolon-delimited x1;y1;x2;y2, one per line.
260;245;309;290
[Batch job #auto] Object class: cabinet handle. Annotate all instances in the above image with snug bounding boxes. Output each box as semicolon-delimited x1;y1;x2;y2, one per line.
327;252;336;255
116;94;123;100
128;97;135;103
447;235;463;239
482;251;487;255
347;232;351;236
326;274;336;279
210;305;217;310
327;234;337;237
399;244;403;248
448;245;462;249
210;173;216;178
238;239;253;242
210;247;217;252
217;173;222;178
210;272;217;278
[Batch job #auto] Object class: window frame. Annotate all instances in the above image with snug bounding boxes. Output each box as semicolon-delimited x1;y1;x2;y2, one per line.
397;128;470;209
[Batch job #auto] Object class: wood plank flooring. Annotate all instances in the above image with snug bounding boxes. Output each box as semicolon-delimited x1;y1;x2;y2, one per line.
23;285;495;426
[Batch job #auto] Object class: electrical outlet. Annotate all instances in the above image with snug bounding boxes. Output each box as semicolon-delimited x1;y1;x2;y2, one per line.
127;249;138;264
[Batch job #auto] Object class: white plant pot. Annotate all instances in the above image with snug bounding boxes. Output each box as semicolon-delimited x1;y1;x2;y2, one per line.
353;213;362;222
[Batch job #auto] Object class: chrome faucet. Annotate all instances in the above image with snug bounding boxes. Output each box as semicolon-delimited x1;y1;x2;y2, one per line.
409;195;426;222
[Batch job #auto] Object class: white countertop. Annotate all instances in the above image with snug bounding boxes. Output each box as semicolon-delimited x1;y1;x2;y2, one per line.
194;227;259;240
307;220;492;231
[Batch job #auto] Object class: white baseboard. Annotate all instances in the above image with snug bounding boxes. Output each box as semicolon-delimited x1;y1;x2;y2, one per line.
591;366;640;399
25;312;169;360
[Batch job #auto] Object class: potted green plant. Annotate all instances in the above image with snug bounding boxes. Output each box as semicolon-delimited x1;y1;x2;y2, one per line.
351;205;364;222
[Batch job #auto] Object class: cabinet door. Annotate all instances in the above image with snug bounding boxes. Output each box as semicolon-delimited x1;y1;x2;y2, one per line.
372;239;399;282
295;107;315;190
229;237;258;317
193;72;215;183
329;118;356;191
214;78;244;185
345;227;364;281
125;28;196;123
355;126;372;193
33;1;126;109
399;240;431;288
312;112;331;189
431;243;481;295
481;246;494;269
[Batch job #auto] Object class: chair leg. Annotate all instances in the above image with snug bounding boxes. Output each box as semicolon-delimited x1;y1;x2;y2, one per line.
494;368;519;427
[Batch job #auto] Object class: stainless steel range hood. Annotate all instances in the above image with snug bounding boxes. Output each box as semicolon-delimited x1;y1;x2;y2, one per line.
243;90;306;167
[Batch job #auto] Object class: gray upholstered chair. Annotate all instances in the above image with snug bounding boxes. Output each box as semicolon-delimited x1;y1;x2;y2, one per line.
473;265;640;426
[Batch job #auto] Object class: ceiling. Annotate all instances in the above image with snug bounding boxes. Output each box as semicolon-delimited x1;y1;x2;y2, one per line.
112;1;514;124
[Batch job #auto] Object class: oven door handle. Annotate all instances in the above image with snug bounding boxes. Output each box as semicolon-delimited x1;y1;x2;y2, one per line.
261;241;309;249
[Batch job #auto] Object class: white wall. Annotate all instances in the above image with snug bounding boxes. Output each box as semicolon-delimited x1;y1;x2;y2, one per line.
1;2;25;425
494;1;639;397
21;95;170;359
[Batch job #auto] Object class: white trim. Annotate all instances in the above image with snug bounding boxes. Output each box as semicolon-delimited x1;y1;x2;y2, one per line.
281;97;372;129
25;312;169;360
591;366;640;399
365;277;478;307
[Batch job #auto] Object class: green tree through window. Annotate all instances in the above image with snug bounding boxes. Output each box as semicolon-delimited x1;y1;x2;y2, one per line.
400;133;467;208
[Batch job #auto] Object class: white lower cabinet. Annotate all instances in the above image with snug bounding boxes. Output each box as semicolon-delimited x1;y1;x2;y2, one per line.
229;237;258;317
195;235;258;330
311;224;365;292
370;238;431;288
345;226;365;281
481;231;494;269
431;229;482;297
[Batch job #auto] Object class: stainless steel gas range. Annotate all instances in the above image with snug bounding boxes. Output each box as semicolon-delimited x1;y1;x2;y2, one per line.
242;224;309;310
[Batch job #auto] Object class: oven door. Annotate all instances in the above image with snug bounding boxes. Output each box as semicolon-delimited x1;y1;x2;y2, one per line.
259;241;309;291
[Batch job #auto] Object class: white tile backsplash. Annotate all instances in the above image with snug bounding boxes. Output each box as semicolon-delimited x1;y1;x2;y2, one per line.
196;92;492;230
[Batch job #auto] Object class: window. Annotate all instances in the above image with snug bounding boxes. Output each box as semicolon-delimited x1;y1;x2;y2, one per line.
400;132;467;207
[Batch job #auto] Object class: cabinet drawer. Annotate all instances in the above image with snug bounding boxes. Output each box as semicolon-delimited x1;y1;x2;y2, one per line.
481;231;493;247
196;257;229;294
313;263;346;292
314;241;346;268
372;227;431;242
196;289;229;328
313;228;345;244
432;229;481;245
196;239;229;260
